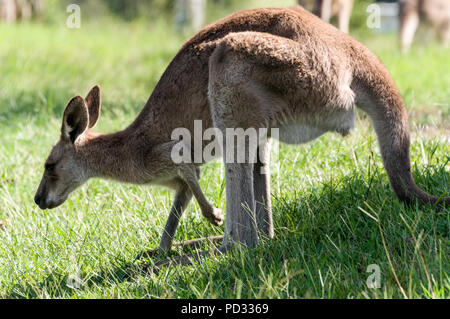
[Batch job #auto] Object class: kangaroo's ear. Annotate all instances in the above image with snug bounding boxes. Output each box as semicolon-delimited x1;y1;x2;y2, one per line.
61;96;89;144
85;85;101;129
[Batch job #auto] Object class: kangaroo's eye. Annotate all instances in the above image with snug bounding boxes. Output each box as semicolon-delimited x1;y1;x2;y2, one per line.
45;163;56;171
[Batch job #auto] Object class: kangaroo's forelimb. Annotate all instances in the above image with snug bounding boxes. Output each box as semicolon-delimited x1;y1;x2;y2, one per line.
157;168;223;254
148;142;224;255
178;165;224;226
158;178;193;253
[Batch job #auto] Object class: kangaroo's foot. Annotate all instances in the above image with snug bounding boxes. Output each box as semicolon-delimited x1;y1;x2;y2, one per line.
203;207;224;226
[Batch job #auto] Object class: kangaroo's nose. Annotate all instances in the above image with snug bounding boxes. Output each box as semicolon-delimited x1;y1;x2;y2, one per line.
34;194;41;206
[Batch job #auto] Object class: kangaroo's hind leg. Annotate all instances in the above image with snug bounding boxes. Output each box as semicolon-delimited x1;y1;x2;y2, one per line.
208;94;261;250
253;139;274;239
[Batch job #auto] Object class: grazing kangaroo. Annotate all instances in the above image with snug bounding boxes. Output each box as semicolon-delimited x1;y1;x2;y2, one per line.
0;0;43;22
35;6;448;262
399;0;450;52
298;0;354;33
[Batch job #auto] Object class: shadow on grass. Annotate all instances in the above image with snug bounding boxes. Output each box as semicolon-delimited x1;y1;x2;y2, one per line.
5;165;449;298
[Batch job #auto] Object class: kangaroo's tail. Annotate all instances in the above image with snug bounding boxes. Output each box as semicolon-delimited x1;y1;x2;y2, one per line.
353;49;449;208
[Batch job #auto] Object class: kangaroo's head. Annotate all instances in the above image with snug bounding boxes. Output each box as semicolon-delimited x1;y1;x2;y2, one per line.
34;86;101;210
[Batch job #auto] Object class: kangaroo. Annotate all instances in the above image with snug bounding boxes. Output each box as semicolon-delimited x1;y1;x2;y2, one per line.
0;0;42;22
298;0;354;33
35;6;449;261
0;0;17;22
399;0;450;52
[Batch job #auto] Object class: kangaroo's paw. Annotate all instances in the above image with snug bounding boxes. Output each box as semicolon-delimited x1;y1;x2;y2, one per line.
204;207;224;226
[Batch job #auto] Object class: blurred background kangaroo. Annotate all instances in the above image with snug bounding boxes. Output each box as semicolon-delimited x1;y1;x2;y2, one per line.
0;0;44;22
298;0;354;33
399;0;450;52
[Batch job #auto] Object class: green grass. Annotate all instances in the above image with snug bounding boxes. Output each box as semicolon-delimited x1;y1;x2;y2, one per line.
0;3;449;298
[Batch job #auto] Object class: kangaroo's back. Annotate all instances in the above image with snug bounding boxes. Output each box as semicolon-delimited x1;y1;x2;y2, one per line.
130;6;358;141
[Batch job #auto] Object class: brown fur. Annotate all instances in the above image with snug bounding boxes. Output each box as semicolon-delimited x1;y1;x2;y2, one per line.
35;7;449;255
